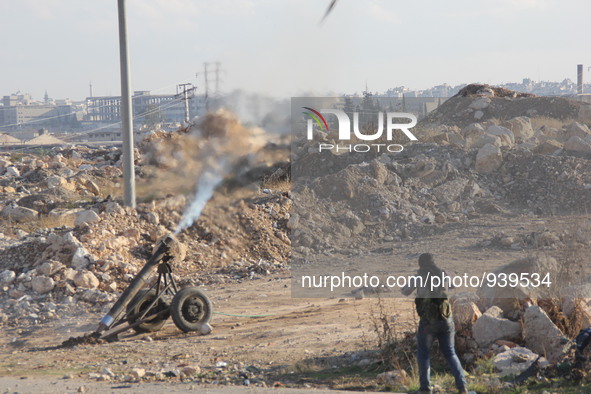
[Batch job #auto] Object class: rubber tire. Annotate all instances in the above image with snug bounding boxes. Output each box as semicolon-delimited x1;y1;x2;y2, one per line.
171;287;212;332
127;289;169;333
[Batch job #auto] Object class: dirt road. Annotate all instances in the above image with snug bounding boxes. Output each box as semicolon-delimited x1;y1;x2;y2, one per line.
1;213;586;392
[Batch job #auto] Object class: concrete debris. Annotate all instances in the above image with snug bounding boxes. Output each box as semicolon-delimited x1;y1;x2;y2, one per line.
493;347;549;377
502;117;534;141
523;306;570;363
31;275;55;294
452;300;482;330
475;143;503;173
563;135;591;154
74;210;101;226
472;306;522;347
477;255;558;314
73;270;99;289
1;205;39;222
565;122;591;140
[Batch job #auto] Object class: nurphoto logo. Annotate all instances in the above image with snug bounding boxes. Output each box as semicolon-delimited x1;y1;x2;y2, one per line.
303;106;418;153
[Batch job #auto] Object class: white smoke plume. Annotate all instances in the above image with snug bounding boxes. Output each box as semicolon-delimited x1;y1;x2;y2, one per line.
173;109;265;234
174;157;228;234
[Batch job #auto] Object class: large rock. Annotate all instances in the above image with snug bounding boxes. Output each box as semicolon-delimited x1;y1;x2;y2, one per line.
73;270;99;289
46;175;68;189
476;134;503;149
71;247;90;269
31;275;55;294
475;143;503;173
1;205;39;223
469;97;491;110
452;301;482;330
534;139;562;155
38;261;56;276
493;347;549;377
477;255;557;314
523;306;570;363
472;306;521;348
0;270;16;284
433;179;469;204
502;117;534;140
463;123;485;149
5;166;20;177
82;179;101;196
566;122;591;140
486;125;515;146
563;136;591;154
74;210;101;226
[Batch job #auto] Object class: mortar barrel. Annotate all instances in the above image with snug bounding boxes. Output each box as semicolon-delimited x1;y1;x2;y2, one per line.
96;235;173;331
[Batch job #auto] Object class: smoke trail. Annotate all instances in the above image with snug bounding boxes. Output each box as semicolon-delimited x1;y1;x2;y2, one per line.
170;109;265;235
174;158;228;235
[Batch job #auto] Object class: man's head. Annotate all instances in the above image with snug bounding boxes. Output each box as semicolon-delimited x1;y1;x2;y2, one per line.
418;253;434;268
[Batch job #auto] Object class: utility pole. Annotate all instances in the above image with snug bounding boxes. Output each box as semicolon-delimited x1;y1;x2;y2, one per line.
117;0;136;208
176;83;195;124
577;64;584;95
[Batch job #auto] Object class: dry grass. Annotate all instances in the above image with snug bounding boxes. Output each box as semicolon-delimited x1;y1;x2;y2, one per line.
260;178;291;193
95;179;123;200
0;214;74;237
260;165;291;192
530;116;573;131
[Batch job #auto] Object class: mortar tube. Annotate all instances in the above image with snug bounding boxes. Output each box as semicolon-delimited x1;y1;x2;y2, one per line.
96;235;173;333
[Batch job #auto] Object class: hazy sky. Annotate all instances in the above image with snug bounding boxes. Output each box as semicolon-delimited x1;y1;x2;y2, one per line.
1;0;589;101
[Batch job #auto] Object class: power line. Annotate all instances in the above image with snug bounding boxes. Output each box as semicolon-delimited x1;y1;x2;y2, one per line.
0;88;190;130
199;62;224;111
0;75;199;130
175;83;196;123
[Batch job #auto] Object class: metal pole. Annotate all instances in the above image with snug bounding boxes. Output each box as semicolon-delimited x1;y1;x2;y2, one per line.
118;0;136;208
183;87;190;123
577;64;584;95
203;63;209;111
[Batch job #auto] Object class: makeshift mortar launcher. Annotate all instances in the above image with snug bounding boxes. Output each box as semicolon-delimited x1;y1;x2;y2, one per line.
93;234;212;341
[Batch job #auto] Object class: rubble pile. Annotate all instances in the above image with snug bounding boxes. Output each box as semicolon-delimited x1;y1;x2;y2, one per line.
291;86;591;254
439;253;591;381
0;112;291;327
422;83;582;128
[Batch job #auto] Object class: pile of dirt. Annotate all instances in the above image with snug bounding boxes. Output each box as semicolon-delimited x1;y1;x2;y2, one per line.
421;83;583;128
291;90;591;257
456;83;535;98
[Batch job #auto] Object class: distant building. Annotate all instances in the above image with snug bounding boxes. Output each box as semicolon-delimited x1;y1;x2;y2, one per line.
0;92;77;131
85;91;205;124
2;92;33;107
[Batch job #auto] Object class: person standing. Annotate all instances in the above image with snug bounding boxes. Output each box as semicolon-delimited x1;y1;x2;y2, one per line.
401;253;468;394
